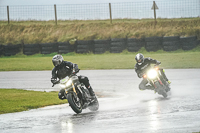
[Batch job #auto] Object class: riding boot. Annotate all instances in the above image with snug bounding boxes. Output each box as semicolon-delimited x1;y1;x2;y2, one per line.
160;69;171;84
87;85;96;98
140;84;154;91
145;85;155;90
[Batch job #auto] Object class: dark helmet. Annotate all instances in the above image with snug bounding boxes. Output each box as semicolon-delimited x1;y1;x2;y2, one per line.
52;55;64;67
135;53;144;65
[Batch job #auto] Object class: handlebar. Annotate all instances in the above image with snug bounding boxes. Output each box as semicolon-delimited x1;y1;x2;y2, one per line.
52;80;60;87
70;69;80;76
51;69;80;87
154;64;160;67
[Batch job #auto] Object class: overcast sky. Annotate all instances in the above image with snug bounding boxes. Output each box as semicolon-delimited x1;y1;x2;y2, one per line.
0;0;168;5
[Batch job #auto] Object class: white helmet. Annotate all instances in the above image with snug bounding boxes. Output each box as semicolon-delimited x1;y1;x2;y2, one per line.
135;53;144;65
52;55;64;66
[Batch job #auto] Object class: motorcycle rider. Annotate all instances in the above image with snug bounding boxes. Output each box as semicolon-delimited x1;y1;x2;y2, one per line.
51;54;96;100
134;53;170;90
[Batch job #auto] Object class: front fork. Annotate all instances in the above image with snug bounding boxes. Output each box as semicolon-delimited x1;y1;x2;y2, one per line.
150;76;164;89
64;82;79;102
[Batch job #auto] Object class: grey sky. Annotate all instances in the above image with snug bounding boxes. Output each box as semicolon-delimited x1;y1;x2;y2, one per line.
0;0;165;6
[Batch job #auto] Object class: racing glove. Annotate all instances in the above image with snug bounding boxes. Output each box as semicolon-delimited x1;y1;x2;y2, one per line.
156;61;161;65
138;73;143;78
51;78;59;84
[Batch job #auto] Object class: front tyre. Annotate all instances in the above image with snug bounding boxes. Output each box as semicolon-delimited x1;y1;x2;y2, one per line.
67;93;82;114
155;82;167;98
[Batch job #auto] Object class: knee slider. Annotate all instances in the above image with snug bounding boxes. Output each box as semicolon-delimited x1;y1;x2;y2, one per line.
58;89;65;100
82;76;89;82
139;84;145;90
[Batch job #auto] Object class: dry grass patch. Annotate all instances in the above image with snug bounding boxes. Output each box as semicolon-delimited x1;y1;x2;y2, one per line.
0;18;200;45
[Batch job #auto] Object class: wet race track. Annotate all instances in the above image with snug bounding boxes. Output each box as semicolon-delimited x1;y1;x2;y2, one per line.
0;69;200;133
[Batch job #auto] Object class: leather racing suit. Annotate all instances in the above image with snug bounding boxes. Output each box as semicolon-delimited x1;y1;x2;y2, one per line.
51;61;95;100
134;57;168;90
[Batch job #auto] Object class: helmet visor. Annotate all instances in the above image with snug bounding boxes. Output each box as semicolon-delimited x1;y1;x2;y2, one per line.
137;59;142;63
53;60;61;66
137;58;144;65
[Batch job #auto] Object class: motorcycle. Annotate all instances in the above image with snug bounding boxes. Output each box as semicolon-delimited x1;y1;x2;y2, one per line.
52;70;99;114
142;65;171;98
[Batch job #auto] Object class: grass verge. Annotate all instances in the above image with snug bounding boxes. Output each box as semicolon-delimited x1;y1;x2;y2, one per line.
0;89;67;114
0;47;200;71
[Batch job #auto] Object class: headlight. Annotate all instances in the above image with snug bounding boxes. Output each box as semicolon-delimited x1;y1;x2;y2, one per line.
147;69;157;79
60;84;66;89
65;79;72;87
60;79;72;89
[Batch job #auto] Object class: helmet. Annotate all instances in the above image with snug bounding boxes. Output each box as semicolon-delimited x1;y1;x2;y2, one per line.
135;53;144;65
52;55;64;66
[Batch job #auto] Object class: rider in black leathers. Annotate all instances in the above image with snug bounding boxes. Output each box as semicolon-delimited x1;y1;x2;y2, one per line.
134;53;170;90
51;55;96;100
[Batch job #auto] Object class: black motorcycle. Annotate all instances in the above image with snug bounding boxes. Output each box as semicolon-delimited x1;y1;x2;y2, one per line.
52;71;99;114
142;65;171;98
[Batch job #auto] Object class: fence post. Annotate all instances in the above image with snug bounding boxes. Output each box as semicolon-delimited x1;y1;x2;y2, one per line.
54;4;57;25
109;3;112;24
7;6;10;24
153;1;157;23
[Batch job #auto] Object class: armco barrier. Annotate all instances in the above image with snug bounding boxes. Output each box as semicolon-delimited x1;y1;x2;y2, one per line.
23;44;40;55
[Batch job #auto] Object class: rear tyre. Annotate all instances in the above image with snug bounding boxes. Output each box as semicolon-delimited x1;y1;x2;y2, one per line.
67;93;82;114
88;97;99;111
162;91;167;98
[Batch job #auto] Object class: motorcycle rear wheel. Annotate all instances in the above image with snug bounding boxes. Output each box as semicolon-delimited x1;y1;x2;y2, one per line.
88;97;99;111
162;91;167;98
67;93;82;114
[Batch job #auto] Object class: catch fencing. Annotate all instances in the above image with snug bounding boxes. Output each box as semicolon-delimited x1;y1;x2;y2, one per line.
0;0;200;24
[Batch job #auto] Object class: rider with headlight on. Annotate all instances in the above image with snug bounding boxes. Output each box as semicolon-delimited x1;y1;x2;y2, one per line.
134;53;170;90
51;54;96;100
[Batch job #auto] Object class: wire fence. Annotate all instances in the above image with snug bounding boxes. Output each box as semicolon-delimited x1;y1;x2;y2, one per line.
0;0;199;22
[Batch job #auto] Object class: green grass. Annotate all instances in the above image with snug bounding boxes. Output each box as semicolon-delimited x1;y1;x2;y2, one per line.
0;47;200;71
0;89;67;114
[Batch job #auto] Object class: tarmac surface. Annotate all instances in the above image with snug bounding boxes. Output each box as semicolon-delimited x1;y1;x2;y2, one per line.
0;69;200;133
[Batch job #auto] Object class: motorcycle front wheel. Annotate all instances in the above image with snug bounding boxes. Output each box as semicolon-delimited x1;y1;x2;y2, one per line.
67;93;82;114
155;82;167;98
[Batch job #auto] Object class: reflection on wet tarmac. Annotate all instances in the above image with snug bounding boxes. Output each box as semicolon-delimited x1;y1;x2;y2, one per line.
1;69;200;133
148;100;160;131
